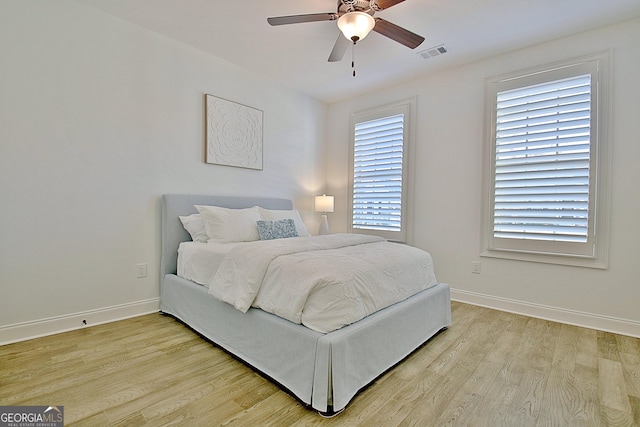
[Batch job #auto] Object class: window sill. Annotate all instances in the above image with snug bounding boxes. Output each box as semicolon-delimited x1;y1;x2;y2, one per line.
480;248;608;269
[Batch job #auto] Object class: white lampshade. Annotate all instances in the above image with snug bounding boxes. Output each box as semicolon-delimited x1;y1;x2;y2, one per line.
314;194;334;213
337;11;376;42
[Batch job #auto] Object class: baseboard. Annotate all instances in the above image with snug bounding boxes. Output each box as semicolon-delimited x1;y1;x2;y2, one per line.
0;298;160;345
450;288;640;338
4;291;638;344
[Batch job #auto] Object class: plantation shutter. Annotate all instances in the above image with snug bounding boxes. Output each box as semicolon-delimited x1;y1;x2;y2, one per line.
352;114;404;232
493;74;592;243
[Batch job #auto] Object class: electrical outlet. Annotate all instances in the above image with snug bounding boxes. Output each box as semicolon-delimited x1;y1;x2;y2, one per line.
136;263;147;278
471;261;481;274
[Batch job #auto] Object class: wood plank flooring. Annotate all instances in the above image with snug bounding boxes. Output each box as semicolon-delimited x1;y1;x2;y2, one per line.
1;301;639;426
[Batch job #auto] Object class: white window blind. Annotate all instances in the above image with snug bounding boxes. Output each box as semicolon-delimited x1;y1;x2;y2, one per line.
482;52;611;268
352;114;404;232
494;74;592;243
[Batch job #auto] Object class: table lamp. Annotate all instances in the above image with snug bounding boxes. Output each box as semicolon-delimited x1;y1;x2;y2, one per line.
314;194;334;235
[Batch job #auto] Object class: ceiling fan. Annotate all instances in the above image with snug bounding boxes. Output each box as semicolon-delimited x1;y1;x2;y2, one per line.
267;0;425;63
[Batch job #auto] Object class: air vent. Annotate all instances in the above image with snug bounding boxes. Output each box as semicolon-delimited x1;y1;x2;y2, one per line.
418;45;447;59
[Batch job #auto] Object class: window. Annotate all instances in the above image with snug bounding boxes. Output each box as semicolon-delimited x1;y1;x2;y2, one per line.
482;52;611;268
349;99;415;243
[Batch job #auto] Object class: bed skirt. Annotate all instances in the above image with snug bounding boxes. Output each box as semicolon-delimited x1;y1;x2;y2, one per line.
161;273;451;413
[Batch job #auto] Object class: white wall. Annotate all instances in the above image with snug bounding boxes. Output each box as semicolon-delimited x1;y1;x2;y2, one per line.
326;18;640;337
0;1;326;342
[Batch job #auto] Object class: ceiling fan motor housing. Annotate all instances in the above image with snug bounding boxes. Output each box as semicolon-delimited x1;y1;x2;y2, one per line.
339;0;375;14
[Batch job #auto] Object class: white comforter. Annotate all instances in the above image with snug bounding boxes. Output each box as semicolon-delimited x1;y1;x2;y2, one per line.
208;233;438;333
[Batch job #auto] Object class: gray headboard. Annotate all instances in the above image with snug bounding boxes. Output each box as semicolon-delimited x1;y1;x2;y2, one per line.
160;194;293;277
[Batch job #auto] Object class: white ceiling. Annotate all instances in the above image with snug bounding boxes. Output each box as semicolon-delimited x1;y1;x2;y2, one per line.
77;0;640;103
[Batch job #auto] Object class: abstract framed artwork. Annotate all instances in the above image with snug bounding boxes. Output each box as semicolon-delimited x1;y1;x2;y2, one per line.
205;94;263;170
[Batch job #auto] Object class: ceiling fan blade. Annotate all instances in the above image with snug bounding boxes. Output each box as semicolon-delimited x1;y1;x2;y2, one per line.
328;33;350;62
372;18;424;49
374;0;406;10
267;13;338;26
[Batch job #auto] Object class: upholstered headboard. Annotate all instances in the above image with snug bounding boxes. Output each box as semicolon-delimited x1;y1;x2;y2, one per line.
160;194;293;278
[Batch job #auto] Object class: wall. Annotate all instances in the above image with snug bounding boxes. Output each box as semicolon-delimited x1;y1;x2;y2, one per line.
0;1;326;343
326;18;640;337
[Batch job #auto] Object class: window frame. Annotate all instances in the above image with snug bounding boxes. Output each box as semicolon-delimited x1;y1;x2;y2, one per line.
481;52;611;268
348;98;416;243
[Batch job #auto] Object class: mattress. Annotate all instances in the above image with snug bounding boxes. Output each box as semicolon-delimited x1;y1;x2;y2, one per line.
177;234;438;333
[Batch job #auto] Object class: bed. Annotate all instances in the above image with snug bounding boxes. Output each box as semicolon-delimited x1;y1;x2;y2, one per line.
160;194;452;415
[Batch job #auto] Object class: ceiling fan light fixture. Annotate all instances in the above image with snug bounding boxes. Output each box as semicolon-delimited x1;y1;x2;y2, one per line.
337;11;375;42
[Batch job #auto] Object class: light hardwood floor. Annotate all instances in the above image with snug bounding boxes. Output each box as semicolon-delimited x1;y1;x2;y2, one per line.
1;301;639;426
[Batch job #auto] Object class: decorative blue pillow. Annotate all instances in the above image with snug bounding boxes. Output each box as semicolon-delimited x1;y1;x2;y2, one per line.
256;219;299;240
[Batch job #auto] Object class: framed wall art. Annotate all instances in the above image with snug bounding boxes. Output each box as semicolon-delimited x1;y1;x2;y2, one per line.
205;94;263;170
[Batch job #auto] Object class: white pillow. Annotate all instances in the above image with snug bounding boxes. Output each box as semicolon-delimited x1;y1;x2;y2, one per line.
258;207;310;237
195;205;262;243
179;214;208;242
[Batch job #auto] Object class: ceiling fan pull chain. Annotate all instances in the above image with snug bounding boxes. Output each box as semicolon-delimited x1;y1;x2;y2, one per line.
352;41;356;77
